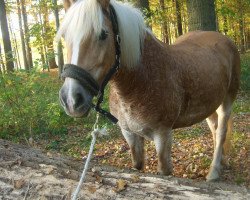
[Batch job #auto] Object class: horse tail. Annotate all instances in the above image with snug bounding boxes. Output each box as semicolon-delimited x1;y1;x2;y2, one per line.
222;38;239;162
228;40;241;100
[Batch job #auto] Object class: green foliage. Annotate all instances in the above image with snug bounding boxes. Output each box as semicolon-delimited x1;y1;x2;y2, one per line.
0;70;70;140
240;53;250;91
0;70;115;144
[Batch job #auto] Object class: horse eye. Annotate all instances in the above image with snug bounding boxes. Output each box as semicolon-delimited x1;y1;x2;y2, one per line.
99;30;108;40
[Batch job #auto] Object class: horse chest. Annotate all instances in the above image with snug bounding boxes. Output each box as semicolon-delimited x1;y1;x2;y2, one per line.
117;102;154;140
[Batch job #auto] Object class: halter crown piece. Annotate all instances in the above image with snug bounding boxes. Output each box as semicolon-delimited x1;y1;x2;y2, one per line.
61;5;120;124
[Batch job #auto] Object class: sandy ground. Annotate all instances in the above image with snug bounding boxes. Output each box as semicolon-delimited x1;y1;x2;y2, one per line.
0;139;249;200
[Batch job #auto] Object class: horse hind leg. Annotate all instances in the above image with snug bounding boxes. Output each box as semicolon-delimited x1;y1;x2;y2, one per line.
153;129;173;175
206;112;218;150
206;96;233;181
121;129;145;170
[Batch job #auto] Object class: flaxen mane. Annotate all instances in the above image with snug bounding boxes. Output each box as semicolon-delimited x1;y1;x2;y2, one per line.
57;0;148;68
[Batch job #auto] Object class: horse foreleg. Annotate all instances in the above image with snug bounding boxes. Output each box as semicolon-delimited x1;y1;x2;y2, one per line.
153;129;173;175
121;129;145;170
206;97;232;181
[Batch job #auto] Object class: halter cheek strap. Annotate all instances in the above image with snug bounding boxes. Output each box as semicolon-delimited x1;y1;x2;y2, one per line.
61;4;120;124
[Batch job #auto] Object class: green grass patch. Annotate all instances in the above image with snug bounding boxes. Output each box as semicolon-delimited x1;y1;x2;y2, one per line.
233;91;250;113
235;175;246;185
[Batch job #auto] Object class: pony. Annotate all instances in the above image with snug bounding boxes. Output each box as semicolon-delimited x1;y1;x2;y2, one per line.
57;0;240;181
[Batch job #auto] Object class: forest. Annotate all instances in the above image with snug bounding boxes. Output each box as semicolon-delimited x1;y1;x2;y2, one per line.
0;0;249;189
0;0;249;73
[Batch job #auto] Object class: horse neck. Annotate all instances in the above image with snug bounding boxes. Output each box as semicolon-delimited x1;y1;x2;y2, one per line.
110;32;172;98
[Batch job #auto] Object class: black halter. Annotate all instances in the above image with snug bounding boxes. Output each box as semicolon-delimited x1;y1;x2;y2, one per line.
61;5;120;124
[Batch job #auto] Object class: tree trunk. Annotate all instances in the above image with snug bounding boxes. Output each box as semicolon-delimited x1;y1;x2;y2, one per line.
43;1;58;70
0;0;14;72
186;0;217;31
175;0;183;36
32;1;46;71
159;0;169;44
53;0;64;76
135;0;151;27
8;17;21;70
0;44;6;73
21;0;33;70
135;0;151;18
237;0;245;53
35;0;46;70
17;0;28;70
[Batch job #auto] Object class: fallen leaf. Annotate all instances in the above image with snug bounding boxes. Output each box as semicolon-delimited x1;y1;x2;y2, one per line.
130;174;140;183
115;179;127;192
13;178;25;189
95;175;103;184
87;185;97;194
47;152;53;158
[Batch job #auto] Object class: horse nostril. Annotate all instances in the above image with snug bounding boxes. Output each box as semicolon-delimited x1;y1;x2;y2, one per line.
74;93;84;109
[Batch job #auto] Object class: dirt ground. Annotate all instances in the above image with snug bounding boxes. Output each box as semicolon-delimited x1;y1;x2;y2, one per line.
0;139;249;200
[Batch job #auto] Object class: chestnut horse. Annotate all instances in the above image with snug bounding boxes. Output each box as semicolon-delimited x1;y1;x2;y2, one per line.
58;0;240;181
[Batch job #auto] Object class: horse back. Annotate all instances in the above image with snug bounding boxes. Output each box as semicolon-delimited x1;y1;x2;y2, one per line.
173;31;240;97
171;31;240;127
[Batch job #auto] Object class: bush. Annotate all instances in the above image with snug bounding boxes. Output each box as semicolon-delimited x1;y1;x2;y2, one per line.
240;53;250;91
0;70;113;142
0;70;72;140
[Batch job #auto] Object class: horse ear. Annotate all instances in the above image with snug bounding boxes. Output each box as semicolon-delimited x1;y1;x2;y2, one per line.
63;0;77;11
97;0;110;10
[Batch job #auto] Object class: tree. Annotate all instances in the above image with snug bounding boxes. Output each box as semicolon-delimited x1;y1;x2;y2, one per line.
175;0;183;36
17;0;28;70
30;0;47;70
135;0;151;27
159;0;169;43
8;17;21;70
21;0;33;69
237;0;245;53
135;0;151;19
186;0;217;31
0;44;5;72
0;0;14;72
53;0;64;76
40;0;58;70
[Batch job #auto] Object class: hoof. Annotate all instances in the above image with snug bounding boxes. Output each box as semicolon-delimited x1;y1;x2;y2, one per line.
157;166;173;176
132;161;144;171
206;166;220;182
206;174;220;182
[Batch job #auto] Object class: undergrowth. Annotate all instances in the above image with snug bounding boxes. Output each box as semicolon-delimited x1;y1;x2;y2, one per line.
0;69;113;144
240;52;250;91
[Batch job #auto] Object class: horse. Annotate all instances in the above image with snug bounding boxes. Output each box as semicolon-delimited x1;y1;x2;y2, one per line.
57;0;240;181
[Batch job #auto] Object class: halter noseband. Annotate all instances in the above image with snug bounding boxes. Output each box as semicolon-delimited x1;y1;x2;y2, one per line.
61;5;120;124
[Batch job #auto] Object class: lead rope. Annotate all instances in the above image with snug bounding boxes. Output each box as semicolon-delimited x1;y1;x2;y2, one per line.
72;114;107;200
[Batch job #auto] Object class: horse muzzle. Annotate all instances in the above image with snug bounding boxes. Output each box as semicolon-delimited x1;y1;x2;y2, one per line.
59;78;93;118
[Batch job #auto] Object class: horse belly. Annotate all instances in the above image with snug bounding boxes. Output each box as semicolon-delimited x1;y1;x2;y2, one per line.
173;106;217;128
172;47;232;128
173;85;226;128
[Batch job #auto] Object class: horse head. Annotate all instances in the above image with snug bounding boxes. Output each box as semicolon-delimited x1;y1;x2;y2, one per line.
58;0;118;117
